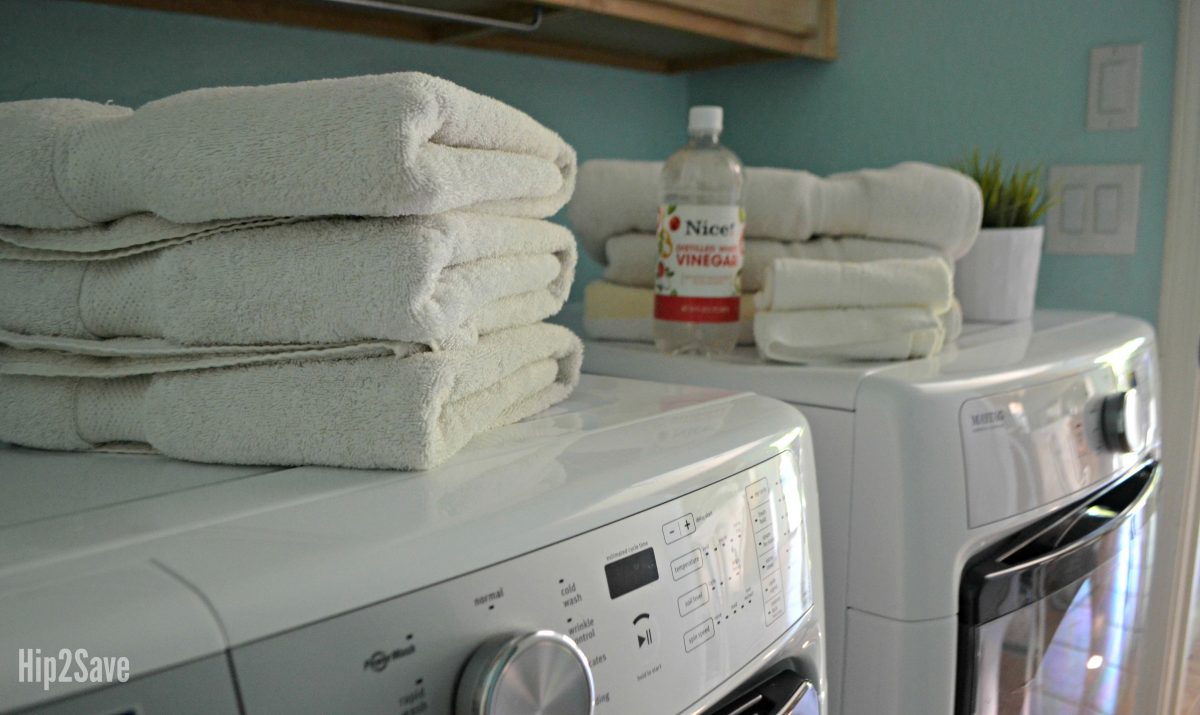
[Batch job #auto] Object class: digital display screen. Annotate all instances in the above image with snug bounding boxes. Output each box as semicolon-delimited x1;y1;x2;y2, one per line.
605;547;659;599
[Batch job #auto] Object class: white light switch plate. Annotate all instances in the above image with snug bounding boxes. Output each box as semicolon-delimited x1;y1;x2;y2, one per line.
1045;164;1141;255
1088;44;1142;131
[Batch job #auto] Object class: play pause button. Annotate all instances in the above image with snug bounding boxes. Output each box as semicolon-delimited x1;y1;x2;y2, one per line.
633;612;655;649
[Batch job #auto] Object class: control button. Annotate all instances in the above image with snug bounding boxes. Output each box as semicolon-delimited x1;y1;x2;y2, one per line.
751;504;772;529
758;551;778;577
455;631;594;715
677;584;709;617
679;513;695;537
764;595;785;625
683;619;716;652
745;479;770;509
761;573;782;600
633;612;655;649
755;528;777;556
671;549;703;581
664;514;696;545
1101;388;1145;453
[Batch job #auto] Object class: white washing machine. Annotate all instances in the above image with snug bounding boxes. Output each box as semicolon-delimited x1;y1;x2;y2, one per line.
582;311;1160;715
0;375;824;715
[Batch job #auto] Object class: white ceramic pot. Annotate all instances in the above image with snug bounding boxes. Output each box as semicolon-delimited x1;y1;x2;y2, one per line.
954;226;1044;322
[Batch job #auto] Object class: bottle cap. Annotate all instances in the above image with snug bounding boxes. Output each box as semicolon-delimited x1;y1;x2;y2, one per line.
688;105;723;134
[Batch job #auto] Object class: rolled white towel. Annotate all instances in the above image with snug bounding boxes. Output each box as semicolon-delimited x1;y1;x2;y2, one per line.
601;233;944;291
0;72;576;228
0;212;575;350
0;323;583;470
569;160;981;263
754;307;945;363
754;257;953;313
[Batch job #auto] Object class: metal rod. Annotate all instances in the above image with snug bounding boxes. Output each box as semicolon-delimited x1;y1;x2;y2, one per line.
318;0;544;32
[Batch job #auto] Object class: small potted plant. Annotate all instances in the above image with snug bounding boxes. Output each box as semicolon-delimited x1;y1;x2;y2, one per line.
952;150;1054;322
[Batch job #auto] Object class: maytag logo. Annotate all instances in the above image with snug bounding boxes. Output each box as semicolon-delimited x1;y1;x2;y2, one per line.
970;410;1007;428
684;219;737;237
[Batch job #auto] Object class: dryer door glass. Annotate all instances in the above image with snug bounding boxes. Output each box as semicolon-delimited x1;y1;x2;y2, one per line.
957;461;1158;715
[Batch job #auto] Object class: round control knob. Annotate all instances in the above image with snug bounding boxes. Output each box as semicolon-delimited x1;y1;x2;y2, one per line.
1100;388;1145;453
456;631;595;715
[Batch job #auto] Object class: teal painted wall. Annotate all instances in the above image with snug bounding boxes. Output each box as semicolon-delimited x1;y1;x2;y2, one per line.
0;1;1178;321
0;0;689;300
689;1;1177;324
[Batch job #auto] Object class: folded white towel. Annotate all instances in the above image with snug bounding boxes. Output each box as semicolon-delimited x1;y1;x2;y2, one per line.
569;160;981;263
0;329;412;377
755;257;953;313
582;281;755;345
601;233;944;291
0;323;583;470
0;73;576;228
754;307;945;363
0;212;575;350
0;214;301;260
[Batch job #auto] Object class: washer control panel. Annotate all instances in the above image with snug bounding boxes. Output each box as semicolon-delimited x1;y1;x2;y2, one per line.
231;450;813;715
960;342;1157;527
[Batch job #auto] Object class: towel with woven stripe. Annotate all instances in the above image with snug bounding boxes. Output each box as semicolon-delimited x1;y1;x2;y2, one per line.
0;72;576;228
0;212;575;351
0;323;582;470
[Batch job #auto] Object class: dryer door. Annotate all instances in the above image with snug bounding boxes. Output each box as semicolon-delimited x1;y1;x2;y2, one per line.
956;461;1158;715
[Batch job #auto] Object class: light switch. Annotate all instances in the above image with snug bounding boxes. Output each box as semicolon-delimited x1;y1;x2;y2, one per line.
1061;186;1087;233
1094;185;1121;233
1088;44;1142;131
1046;164;1141;254
1099;61;1132;112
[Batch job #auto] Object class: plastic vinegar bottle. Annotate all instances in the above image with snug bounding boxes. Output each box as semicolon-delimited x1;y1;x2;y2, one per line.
653;105;745;356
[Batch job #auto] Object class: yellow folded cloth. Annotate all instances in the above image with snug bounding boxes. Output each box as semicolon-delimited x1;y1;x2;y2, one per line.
582;281;755;344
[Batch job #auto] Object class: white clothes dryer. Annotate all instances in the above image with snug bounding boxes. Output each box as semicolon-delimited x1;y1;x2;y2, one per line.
582;311;1160;715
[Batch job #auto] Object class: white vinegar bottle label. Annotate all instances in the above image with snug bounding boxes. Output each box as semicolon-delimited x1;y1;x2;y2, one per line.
654;203;745;323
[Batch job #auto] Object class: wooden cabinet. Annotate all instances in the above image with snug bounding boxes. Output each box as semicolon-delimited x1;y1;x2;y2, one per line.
646;0;818;35
84;0;837;72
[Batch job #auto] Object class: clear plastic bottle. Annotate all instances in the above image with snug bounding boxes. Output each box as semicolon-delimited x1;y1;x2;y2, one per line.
654;105;746;356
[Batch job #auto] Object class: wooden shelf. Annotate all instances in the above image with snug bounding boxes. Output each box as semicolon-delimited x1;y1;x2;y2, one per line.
81;0;837;73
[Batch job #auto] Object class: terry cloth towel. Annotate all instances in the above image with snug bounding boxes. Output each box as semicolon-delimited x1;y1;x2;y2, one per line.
0;212;575;350
0;329;418;377
0;323;583;470
569;160;982;262
754;257;953;313
0;73;576;229
582;281;755;345
600;233;943;291
754;307;946;363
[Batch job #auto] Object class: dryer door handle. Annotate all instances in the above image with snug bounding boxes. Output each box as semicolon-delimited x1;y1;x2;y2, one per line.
703;670;820;715
774;680;818;715
960;459;1158;625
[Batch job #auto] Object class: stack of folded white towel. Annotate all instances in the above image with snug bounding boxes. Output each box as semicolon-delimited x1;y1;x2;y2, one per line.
0;73;583;469
569;160;982;362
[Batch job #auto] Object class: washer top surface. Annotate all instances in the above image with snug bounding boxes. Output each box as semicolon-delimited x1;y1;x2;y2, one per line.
0;374;813;647
0;374;740;534
582;310;1146;410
